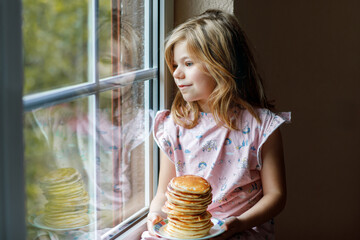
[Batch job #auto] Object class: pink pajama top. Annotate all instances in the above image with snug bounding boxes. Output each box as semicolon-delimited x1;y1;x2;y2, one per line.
144;108;290;240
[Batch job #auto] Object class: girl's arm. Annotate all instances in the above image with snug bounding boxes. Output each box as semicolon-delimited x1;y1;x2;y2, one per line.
211;128;286;239
146;150;176;235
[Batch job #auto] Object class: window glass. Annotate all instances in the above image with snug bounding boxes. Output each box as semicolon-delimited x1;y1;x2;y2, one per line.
98;83;149;227
23;0;153;239
98;0;145;78
25;98;98;238
25;84;152;239
22;0;89;95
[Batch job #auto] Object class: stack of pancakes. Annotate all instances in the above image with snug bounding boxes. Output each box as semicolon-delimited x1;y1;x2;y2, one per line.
162;175;213;239
39;168;90;229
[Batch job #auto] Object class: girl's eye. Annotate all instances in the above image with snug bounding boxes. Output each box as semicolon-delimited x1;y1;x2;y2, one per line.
172;64;178;70
185;62;193;67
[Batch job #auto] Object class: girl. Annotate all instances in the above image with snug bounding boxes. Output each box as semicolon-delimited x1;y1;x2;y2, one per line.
142;9;290;240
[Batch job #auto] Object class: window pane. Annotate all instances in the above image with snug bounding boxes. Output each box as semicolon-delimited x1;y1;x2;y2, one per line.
25;82;153;239
24;98;98;239
22;0;89;95
23;0;154;238
98;82;151;229
98;0;145;78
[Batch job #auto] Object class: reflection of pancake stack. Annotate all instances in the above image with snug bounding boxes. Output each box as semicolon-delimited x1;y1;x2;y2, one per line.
40;168;90;229
162;175;213;239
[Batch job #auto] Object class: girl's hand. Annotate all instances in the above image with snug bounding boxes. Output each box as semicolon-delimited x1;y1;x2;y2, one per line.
209;216;242;240
146;212;164;236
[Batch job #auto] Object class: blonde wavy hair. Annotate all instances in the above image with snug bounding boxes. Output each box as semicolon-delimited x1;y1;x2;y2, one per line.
165;9;273;130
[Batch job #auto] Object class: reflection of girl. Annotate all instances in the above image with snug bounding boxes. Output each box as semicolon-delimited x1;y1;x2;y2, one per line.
143;10;290;240
30;88;152;216
27;15;153;239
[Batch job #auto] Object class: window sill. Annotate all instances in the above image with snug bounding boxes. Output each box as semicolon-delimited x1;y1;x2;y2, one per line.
115;218;147;240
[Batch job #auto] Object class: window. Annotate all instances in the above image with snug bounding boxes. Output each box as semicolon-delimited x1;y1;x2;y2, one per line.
0;0;171;239
1;0;174;239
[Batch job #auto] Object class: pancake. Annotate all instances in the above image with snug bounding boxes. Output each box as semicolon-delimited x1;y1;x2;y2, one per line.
163;201;207;216
39;168;90;229
162;175;213;239
43;213;89;229
170;175;211;194
167;210;212;222
168;219;213;231
165;222;213;239
40;168;81;186
166;191;212;206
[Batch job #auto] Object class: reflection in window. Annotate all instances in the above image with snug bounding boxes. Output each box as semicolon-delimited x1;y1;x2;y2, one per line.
23;0;154;239
98;82;151;225
98;1;144;78
25;98;95;237
25;84;152;238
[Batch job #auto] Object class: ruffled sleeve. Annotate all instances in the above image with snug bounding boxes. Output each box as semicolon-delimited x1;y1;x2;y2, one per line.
256;109;291;168
153;110;175;162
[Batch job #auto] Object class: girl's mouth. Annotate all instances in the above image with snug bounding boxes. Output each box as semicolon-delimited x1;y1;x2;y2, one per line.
178;84;192;88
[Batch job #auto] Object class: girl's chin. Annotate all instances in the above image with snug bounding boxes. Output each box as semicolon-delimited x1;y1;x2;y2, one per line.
182;98;197;103
180;94;197;102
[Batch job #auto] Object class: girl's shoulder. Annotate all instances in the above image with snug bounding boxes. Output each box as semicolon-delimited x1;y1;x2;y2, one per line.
236;107;290;120
154;109;171;122
255;108;291;123
153;110;177;162
234;107;291;128
153;109;177;133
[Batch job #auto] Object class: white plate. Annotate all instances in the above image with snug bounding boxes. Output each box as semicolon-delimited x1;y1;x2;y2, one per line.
154;218;225;240
31;214;94;231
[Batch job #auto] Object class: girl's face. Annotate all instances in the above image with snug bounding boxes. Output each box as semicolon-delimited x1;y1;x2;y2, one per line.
172;41;216;112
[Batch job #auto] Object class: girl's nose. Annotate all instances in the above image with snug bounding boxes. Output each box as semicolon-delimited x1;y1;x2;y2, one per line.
173;67;184;79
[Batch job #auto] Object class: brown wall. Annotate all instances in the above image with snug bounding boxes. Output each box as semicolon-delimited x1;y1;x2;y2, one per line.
174;0;233;25
174;0;360;239
234;1;360;239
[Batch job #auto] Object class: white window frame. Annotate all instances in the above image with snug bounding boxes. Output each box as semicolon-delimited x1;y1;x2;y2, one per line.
115;0;174;238
0;0;174;239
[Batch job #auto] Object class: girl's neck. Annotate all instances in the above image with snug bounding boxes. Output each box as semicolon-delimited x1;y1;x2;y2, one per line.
198;101;211;113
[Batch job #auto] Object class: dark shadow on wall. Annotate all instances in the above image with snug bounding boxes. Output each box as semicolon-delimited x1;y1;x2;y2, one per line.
234;1;360;239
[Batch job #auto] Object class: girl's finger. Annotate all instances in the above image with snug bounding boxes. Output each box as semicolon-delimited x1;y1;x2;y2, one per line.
147;214;164;236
